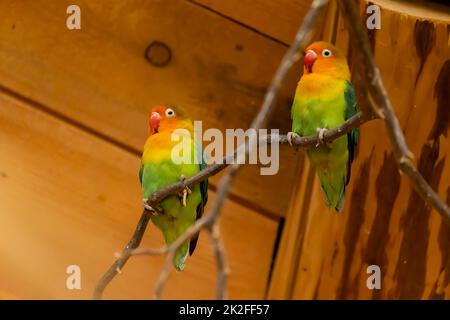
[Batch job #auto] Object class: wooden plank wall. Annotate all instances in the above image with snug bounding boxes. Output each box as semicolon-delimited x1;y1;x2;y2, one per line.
192;0;313;44
0;0;313;299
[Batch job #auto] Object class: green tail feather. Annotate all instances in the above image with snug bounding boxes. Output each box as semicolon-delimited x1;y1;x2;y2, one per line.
151;213;192;271
316;169;346;213
173;242;190;271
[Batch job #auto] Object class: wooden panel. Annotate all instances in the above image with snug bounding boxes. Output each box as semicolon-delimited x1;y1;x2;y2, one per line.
0;0;303;218
0;92;278;299
267;158;311;299
270;0;450;299
192;0;314;44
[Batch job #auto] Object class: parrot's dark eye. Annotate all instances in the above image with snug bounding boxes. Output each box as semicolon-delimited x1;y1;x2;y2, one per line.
165;108;175;117
322;49;332;57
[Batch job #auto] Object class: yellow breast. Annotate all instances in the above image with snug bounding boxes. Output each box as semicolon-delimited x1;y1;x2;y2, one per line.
297;73;347;101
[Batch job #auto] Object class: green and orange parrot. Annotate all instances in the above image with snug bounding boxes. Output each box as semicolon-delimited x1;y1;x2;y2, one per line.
288;41;359;212
140;105;208;271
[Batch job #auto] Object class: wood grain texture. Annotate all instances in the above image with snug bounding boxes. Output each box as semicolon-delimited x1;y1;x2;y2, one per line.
267;157;312;299
191;0;314;44
269;0;450;299
0;0;303;218
0;92;278;299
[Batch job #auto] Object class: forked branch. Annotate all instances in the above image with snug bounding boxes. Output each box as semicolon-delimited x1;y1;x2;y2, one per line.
94;0;450;300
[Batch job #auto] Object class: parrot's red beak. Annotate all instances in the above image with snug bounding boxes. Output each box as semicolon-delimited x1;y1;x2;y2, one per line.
304;50;317;73
150;111;161;134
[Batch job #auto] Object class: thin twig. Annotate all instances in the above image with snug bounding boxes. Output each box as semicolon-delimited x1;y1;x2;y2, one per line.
93;209;151;300
129;112;369;257
210;223;228;300
339;0;450;220
154;252;174;299
126;114;369;245
275;111;369;146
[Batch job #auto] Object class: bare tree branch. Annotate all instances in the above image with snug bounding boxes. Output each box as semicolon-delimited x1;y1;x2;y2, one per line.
275;111;370;146
338;0;450;220
210;223;228;300
95;0;450;301
93;209;151;300
94;109;367;299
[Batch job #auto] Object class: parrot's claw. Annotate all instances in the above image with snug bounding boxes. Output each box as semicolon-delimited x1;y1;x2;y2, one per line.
316;128;331;148
178;175;192;207
142;199;162;215
287;132;300;150
181;187;192;207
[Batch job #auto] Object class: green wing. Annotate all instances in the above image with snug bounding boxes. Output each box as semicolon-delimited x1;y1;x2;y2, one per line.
189;142;208;255
139;163;143;185
344;81;359;184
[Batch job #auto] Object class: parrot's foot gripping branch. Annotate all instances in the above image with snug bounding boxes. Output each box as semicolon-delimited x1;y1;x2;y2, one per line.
177;175;192;207
315;128;331;148
142;199;162;215
287;132;301;150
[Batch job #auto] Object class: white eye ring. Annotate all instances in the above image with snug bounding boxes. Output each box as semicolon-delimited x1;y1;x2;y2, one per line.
165;108;175;117
322;49;332;57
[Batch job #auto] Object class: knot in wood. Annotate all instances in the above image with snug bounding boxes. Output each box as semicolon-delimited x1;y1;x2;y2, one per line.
145;41;172;67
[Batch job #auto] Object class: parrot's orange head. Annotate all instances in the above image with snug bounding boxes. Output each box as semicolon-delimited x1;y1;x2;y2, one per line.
148;105;191;135
303;41;350;80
